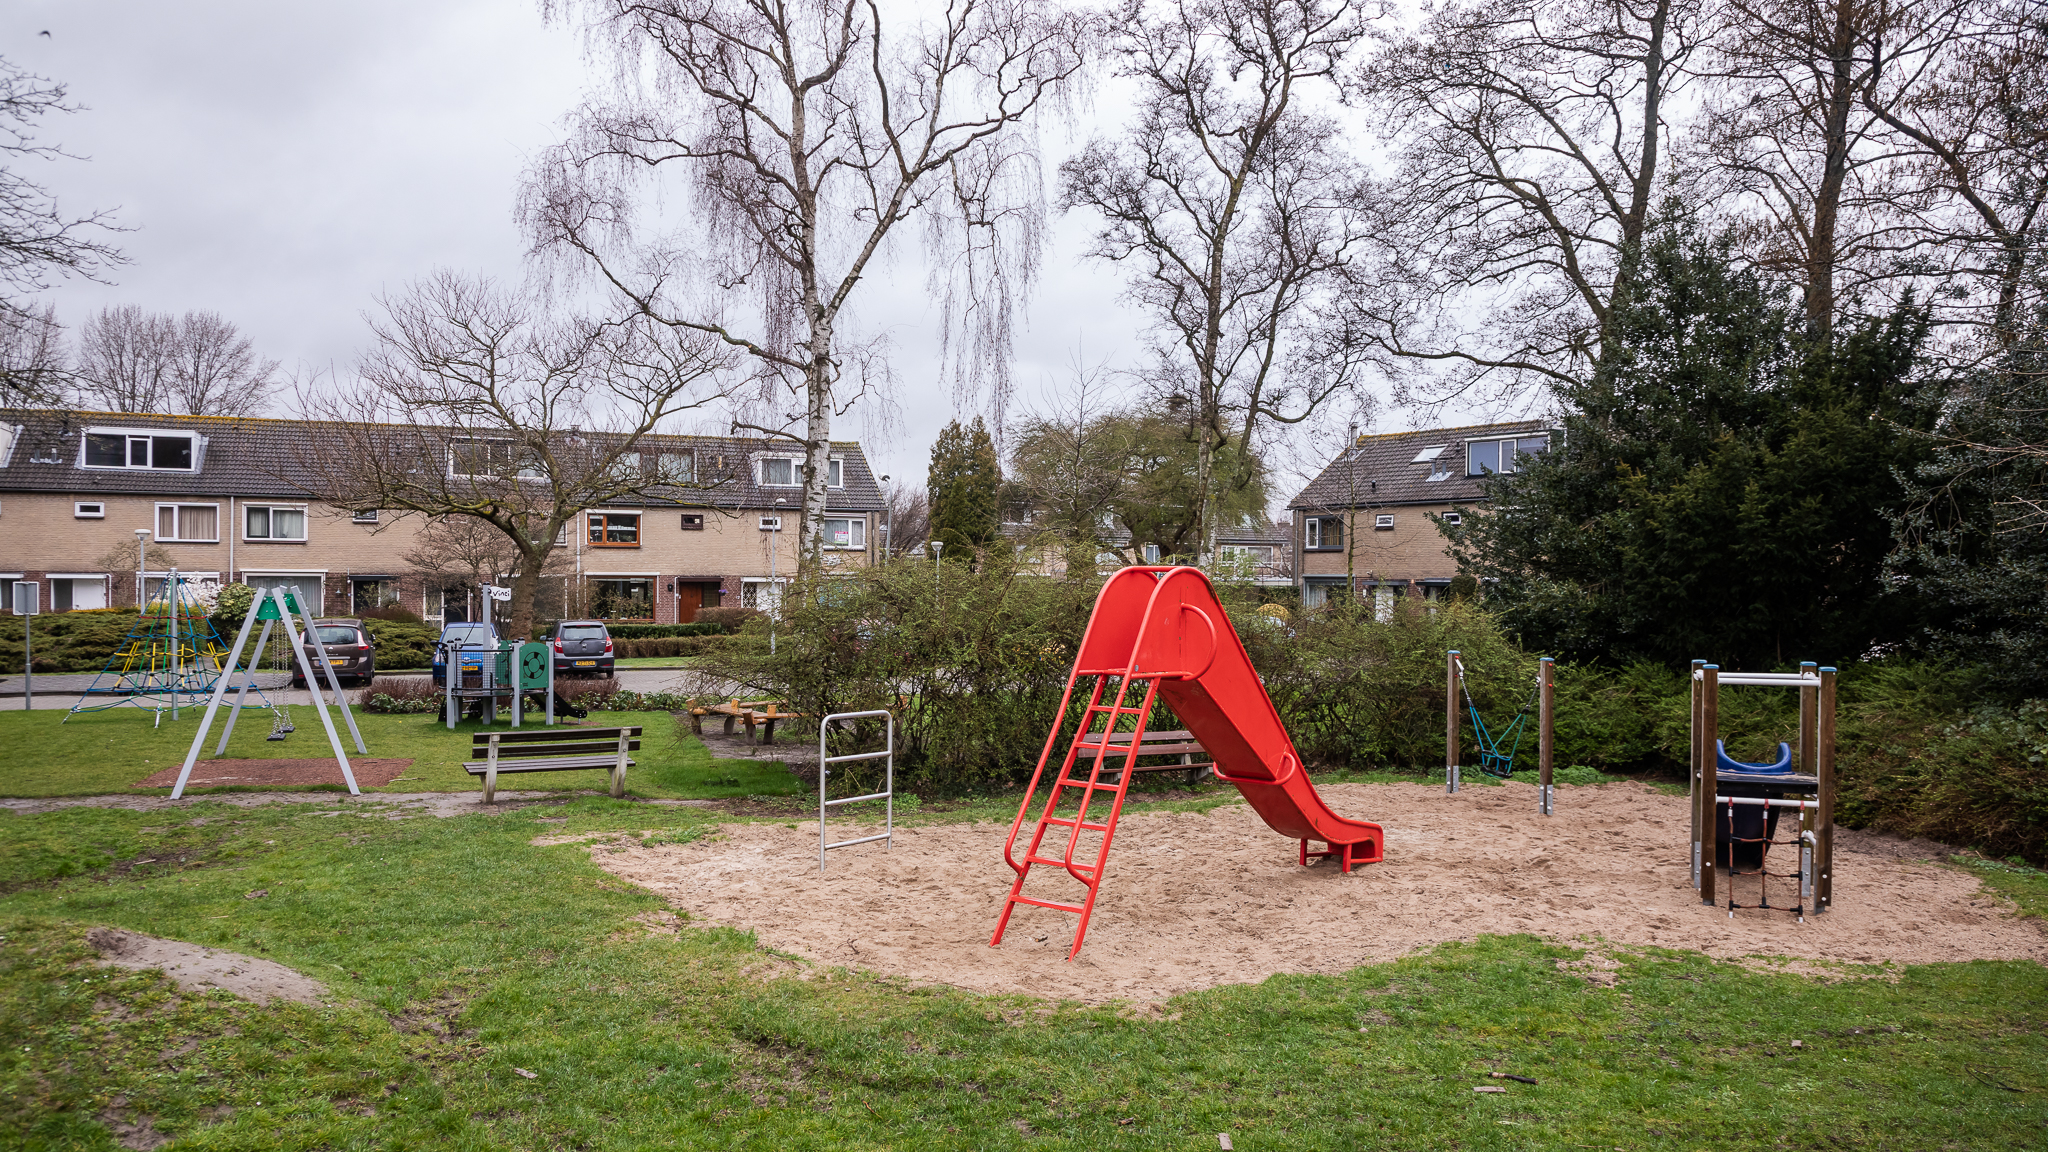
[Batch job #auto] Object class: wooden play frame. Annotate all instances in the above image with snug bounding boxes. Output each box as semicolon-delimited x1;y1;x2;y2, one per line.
1689;661;1837;915
1445;651;1557;814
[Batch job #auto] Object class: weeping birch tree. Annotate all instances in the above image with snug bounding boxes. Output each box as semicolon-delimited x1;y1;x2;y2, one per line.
523;0;1091;579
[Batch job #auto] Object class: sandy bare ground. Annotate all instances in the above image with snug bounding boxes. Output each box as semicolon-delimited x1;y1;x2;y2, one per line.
132;758;414;789
582;782;2048;1004
87;927;328;1006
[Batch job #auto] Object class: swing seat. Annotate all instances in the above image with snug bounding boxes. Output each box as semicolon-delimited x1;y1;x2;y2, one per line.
1716;740;1792;775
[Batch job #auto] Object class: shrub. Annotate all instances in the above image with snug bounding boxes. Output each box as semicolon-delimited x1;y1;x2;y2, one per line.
605;622;729;639
693;606;761;633
0;608;148;675
364;620;438;670
360;603;426;624
703;555;1097;793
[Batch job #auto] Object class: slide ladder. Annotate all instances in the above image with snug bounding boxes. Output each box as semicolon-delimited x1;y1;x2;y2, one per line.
993;566;1384;958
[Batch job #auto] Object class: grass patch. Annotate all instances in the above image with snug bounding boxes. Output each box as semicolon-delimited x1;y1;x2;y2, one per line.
0;711;802;801
1952;854;2048;919
2;799;2046;1149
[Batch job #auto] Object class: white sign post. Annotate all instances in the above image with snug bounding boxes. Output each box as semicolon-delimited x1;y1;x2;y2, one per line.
12;581;37;710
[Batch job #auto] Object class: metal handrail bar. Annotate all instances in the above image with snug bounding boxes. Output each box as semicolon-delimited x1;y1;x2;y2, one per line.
820;709;894;872
1717;795;1820;809
1692;670;1822;687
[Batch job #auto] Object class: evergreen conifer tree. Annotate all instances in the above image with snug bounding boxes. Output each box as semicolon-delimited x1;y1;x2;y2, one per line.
1448;216;1944;668
927;416;1002;560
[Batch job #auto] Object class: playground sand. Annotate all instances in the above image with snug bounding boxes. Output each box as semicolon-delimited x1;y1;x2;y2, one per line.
132;758;414;789
588;781;2048;1004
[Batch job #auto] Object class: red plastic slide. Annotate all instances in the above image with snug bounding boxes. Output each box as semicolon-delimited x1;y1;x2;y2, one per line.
993;567;1382;958
1111;567;1385;869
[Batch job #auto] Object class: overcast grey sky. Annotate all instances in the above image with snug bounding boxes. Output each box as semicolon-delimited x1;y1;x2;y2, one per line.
7;1;1389;495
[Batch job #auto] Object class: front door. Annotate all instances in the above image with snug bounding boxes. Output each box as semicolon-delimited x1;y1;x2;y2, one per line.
674;582;703;623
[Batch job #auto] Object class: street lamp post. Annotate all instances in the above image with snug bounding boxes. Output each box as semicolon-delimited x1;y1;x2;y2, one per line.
931;539;943;593
879;474;891;562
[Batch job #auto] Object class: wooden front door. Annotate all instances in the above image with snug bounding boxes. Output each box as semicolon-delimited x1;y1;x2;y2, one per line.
674;583;703;623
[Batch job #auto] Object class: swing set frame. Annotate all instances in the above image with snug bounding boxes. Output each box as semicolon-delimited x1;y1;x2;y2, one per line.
1445;651;1557;814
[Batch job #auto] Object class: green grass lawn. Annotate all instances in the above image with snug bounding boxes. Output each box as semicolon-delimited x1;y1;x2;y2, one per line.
1;797;2045;1150
0;711;804;801
611;655;702;669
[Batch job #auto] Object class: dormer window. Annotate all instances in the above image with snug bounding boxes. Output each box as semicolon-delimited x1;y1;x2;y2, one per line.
757;454;845;488
1466;434;1551;476
1410;445;1445;463
81;428;199;471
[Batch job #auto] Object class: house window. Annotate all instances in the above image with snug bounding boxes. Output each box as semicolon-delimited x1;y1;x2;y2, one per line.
74;501;105;519
1143;543;1161;563
244;505;308;541
352;577;400;612
589;578;654;620
1441;512;1462;526
81;429;198;471
587;512;640;547
1466;434;1551;477
659;452;695;482
756;455;845;487
1220;544;1274;564
759;516;783;531
822;517;866;549
49;576;108;612
450;438;543;480
1304;516;1342;550
679;513;704;531
352;509;379;524
155;503;220;542
1374;513;1395;531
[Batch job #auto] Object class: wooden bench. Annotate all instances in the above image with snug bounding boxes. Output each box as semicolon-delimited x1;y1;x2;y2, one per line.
468;726;640;803
1072;729;1214;784
689;699;807;745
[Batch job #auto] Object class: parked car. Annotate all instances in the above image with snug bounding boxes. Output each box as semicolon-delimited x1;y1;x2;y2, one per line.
550;620;614;676
431;622;501;686
291;618;377;687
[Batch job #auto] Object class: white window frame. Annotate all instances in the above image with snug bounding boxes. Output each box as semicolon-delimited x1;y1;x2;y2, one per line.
759;515;783;531
1304;516;1342;550
78;426;203;472
74;501;105;519
154;502;222;543
352;508;379;524
821;516;866;549
741;577;787;614
1441;512;1462;526
448;437;545;481
1465;434;1552;477
243;503;310;542
1373;513;1395;530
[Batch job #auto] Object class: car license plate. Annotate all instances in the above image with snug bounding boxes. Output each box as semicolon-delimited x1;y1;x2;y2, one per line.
329;658;347;666
575;660;596;666
462;664;480;673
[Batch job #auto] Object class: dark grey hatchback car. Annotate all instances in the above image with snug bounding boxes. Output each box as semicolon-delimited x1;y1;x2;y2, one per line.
550;620;614;676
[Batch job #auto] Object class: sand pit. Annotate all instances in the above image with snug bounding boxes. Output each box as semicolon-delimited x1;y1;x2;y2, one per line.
583;782;2048;1003
87;927;329;1006
133;758;414;789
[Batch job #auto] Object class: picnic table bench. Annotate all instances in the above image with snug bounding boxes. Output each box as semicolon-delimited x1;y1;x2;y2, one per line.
1073;729;1214;784
469;725;640;803
689;699;806;745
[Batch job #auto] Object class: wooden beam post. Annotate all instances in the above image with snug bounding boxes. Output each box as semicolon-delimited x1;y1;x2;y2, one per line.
1538;657;1555;816
1689;659;1705;889
1446;651;1461;794
1700;664;1719;907
1818;666;1837;913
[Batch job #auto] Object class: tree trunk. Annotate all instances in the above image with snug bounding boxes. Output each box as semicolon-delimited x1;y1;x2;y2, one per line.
506;544;548;642
1806;0;1862;344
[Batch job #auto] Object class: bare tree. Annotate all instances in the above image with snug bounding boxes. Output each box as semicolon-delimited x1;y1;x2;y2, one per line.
0;57;123;324
0;300;65;405
523;0;1091;579
1699;0;1977;342
878;479;931;559
1857;3;2048;351
303;271;737;638
402;515;571;622
1061;0;1372;559
168;311;278;417
1006;352;1129;571
1350;0;1708;399
73;304;175;413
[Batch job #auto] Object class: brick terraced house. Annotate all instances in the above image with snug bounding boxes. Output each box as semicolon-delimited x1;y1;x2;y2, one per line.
1288;420;1557;613
0;410;884;626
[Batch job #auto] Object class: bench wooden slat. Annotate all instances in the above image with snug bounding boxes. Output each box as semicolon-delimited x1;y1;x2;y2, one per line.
469;741;641;760
471;726;641;746
467;756;639;775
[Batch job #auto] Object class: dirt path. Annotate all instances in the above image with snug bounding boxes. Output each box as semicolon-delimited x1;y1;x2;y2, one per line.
584;782;2048;1004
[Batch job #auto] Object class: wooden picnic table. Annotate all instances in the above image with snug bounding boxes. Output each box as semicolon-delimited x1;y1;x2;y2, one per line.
689;698;807;745
1073;728;1214;783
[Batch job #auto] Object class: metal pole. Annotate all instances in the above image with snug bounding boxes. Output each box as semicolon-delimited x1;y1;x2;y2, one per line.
1538;656;1554;815
1700;664;1719;907
769;518;777;656
1798;661;1818;778
281;587;360;796
22;612;30;711
215;617;273;755
169;571;181;722
1818;666;1837;913
296;586;365;753
1444;650;1460;794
